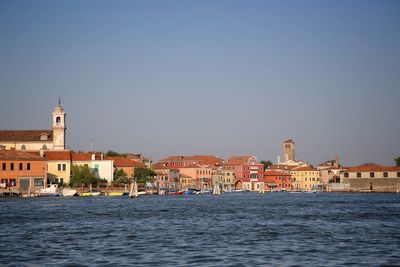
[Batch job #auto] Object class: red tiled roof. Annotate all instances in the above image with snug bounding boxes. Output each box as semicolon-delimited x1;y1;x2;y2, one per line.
105;156;145;168
0;149;45;160
291;166;318;172
43;151;71;161
344;163;400;172
226;156;257;165
71;152;104;161
0;130;53;142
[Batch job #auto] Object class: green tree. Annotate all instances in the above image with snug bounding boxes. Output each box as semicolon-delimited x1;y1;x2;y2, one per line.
260;160;273;170
395;157;400;166
70;165;99;186
105;150;122;157
114;168;128;184
134;167;156;185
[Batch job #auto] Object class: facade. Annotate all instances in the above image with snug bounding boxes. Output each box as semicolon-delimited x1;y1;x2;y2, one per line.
43;151;72;185
158;155;224;168
0;150;47;194
290;166;321;191
179;164;213;190
226;156;264;191
264;170;292;191
0;101;67;151
222;165;235;191
152;162;180;190
71;153;114;183
339;163;400;192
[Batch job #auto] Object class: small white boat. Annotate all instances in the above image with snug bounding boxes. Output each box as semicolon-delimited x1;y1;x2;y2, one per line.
39;184;61;196
61;188;76;197
91;191;101;196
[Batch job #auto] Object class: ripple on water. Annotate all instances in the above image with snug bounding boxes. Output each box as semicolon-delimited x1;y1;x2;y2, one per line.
0;193;400;266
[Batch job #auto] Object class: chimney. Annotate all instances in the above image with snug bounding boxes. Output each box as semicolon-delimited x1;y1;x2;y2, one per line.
277;155;281;164
101;153;104;160
91;154;95;161
40;149;44;157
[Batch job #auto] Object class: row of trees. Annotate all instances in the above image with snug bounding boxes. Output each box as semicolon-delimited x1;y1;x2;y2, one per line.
69;164;156;187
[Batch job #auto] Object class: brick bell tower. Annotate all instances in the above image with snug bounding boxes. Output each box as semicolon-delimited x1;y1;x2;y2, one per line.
283;139;295;162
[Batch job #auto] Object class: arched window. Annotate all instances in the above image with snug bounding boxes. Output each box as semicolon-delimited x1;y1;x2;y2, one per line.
370;172;375;178
383;172;388;178
344;172;349;178
21;145;26;150
42;144;47;150
56;116;61;125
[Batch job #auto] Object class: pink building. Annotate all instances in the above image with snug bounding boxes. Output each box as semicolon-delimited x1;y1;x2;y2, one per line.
226;156;264;191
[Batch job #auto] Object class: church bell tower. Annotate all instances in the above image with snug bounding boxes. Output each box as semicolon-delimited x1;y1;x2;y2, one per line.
52;98;66;150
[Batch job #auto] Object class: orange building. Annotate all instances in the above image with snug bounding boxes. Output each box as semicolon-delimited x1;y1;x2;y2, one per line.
264;170;292;191
0;150;47;194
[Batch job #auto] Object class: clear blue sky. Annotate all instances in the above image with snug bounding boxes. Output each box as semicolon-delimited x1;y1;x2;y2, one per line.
1;0;399;166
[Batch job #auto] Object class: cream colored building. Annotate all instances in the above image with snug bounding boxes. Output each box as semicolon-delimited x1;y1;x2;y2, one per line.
0;101;67;151
290;166;321;191
71;153;114;183
44;151;72;184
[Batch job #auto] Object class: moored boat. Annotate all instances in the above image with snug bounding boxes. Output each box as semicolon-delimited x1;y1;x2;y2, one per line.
62;188;77;197
106;192;124;197
79;192;92;197
39;184;61;197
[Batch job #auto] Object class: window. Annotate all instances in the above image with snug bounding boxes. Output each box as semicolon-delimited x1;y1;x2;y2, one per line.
397;172;400;178
21;145;26;150
62;164;66;171
312;178;315;181
27;163;31;171
56;116;61;125
357;172;361;178
2;163;6;171
34;178;43;186
10;163;14;171
370;172;375;178
9;179;16;186
19;163;23;171
58;164;62;171
305;178;307;181
42;144;47;150
344;172;349;178
383;172;388;178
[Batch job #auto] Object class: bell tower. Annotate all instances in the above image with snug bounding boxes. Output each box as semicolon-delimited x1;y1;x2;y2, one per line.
283;139;295;162
52;98;66;150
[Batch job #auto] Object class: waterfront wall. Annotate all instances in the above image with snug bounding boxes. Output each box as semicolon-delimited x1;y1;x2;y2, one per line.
343;178;400;192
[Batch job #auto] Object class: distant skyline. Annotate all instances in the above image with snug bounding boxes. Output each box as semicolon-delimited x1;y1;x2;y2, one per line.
1;0;399;166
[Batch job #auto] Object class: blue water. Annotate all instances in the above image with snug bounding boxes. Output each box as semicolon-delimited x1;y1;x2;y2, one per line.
0;193;399;266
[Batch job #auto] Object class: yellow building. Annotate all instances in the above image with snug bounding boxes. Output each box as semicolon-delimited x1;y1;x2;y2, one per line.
44;151;72;184
290;166;320;191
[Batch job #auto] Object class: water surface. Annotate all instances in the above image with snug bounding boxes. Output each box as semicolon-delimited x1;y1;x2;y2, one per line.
1;193;399;266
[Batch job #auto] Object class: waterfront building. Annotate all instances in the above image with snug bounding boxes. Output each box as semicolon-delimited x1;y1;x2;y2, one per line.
105;156;145;178
0;101;67;151
152;162;180;191
71;152;114;183
339;163;400;192
178;164;213;190
226;156;264;191
290;166;321;191
43;151;72;185
0;150;47;194
211;166;224;189
125;153;152;168
264;170;292;191
222;164;235;191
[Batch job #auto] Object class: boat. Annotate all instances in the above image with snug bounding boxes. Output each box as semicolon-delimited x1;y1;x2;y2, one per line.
39;184;61;196
91;191;101;196
79;192;92;197
61;188;76;197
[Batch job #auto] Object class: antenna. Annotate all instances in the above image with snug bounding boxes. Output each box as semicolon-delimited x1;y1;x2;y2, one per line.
58;96;62;106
